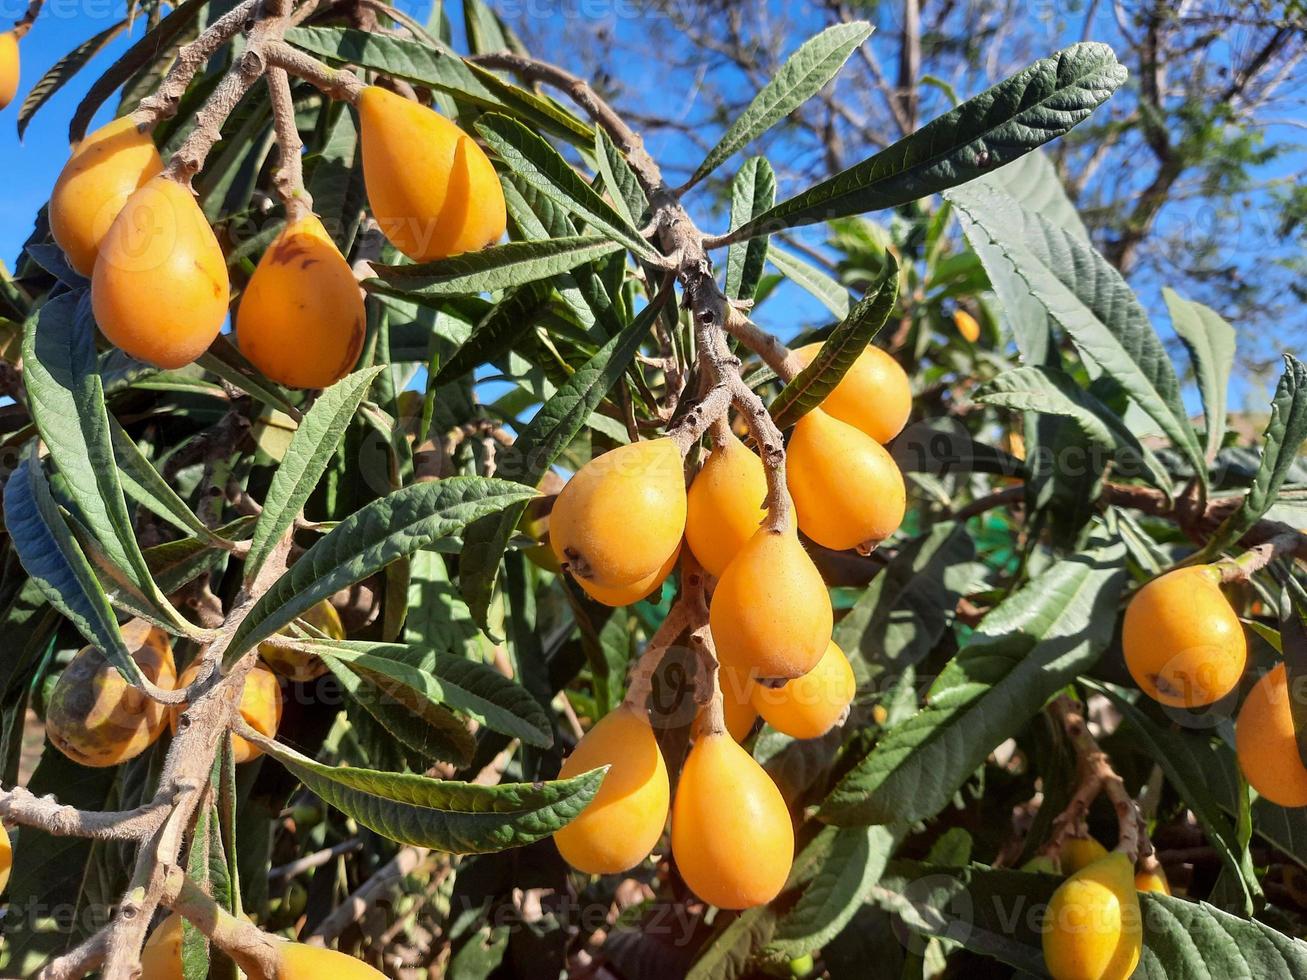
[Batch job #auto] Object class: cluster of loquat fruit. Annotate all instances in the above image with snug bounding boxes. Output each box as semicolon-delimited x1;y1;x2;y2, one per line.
43;87;505;387
546;353;910;908
39;601;342;771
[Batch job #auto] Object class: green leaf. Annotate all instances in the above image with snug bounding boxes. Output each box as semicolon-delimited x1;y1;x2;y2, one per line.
456;293;663;631
686;907;778;980
688;21;872;187
70;0;208;141
1202;355;1307;555
227;477;535;662
769;254;898;429
1134;893;1307;978
276;637;552;747
722;42;1125;242
821;534;1126;825
947;181;1206;478
1088;681;1257;913
109;417;226;544
2;451;141;686
197;337;302;422
285;27;592;142
23;293;183;629
475;113;658;261
724;157;776;302
766;825;898;958
766;245;850;319
1164;289;1235;463
245;367;385;579
594;127;648;227
370;236;623;298
18;20;126;139
974;364;1173;492
425;282;553;383
245;730;604;853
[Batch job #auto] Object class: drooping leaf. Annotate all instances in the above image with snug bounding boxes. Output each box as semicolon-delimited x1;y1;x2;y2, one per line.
19;19;126;139
245;729;604;853
245;367;385;580
1134;892;1307;978
227;477;535;662
23;293;184;628
974;364;1173;492
947;181;1206;478
3;451;140;686
594;127;648;227
371;236;623;299
686;907;777;980
1202;355;1307;555
724;157;776;302
722;43;1125;242
108;417;228;545
766;825;898;958
821;534;1126;825
475;113;658;261
769;254;899;428
196;337;302;422
276;636;552;747
1164;288;1235;462
766;245;849;319
456;292;664;631
688;21;872;187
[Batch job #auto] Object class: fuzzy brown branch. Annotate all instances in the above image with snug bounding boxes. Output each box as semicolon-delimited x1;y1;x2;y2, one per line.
266;66;312;221
34;930;108;980
160;865;282;977
10;0;44;38
0;785;171;841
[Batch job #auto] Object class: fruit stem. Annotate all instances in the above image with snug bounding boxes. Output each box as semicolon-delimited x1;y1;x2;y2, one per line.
10;0;43;39
680;552;726;737
160;865;283;978
1217;530;1304;583
623;596;691;712
0;784;170;840
1042;695;1151;866
267;64;313;222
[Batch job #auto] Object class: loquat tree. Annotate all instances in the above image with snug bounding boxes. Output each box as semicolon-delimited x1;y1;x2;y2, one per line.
0;1;1304;978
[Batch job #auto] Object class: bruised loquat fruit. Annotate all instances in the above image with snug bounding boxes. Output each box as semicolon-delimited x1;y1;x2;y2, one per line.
1123;565;1246;708
671;730;793;908
786;408;905;553
0;33;17;111
92;175;230;369
1135;866;1170;895
236;213;366;388
685;428;768;578
752;640;854;740
358;85;505;262
1060;836;1109;875
578;543;679;607
258;598;345;683
45;621;176;768
0;822;10;894
172;662;283;764
1042;852;1142;980
49;115;163;276
710;526;832;680
549;437;686;590
1236;663;1307;807
554;703;669;874
792;343;911;444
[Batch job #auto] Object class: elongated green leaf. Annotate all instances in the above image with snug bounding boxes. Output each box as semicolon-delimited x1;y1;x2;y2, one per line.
725;157;776;302
438;283;555;384
1135;893;1307;978
1203;355;1307;555
594;127;648;227
109;418;226;544
821;535;1126;825
723;43;1125;243
24;293;183;628
475;114;657;261
766;825;898;957
1164;289;1235;462
19;20;126;139
689;21;872;186
330;656;476;766
276;636;552;747
456;293;663;631
371;236;623;297
770;254;898;428
286;27;592;142
245;367;384;579
766;245;849;319
947;181;1206;477
71;0;208;140
3;452;140;686
197;338;302;422
687;907;777;980
974;364;1173;492
228;477;534;661
1089;681;1256;912
245;729;603;853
